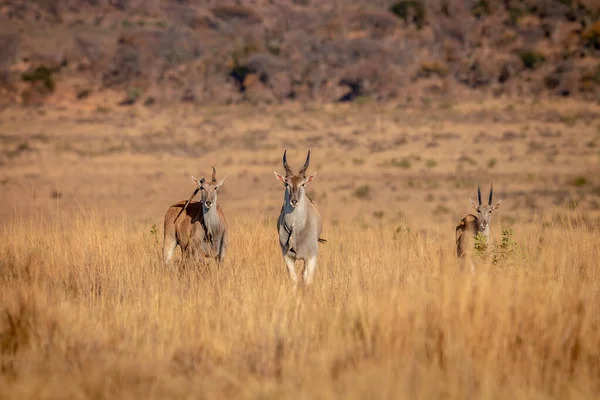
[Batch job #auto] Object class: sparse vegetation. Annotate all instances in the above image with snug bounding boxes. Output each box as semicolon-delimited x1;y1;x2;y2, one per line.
488;158;497;168
21;66;56;92
572;176;587;187
353;184;371;199
474;231;488;255
425;159;437;168
0;0;598;105
471;0;491;19
372;210;384;219
582;21;600;49
433;204;451;215
389;0;426;29
518;50;546;70
385;158;411;168
458;155;477;166
418;61;449;78
2;96;600;399
95;106;111;113
560;114;577;127
492;228;518;263
1;212;599;398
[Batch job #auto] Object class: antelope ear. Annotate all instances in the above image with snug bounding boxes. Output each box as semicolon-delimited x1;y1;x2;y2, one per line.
191;176;203;187
218;175;227;187
493;199;502;210
305;172;317;184
274;171;286;184
470;199;479;210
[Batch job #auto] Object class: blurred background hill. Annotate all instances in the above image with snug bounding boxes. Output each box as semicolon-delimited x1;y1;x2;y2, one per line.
2;0;600;108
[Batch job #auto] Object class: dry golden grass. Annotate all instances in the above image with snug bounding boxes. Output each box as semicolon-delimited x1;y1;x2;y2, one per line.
1;208;599;399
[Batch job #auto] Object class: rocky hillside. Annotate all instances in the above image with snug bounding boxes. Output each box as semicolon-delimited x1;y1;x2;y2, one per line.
1;0;600;107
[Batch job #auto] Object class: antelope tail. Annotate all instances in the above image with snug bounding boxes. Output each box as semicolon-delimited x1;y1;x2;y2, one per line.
318;238;327;244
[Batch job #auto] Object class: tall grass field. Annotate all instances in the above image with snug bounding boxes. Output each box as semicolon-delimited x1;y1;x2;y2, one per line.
1;208;599;399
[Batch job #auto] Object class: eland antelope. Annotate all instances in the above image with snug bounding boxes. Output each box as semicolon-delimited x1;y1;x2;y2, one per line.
274;150;326;285
456;183;502;261
163;167;229;265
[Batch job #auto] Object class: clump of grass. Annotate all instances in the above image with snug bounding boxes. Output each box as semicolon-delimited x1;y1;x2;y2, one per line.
518;50;546;70
385;158;411;168
572;176;587;187
353;185;371;199
488;158;497;168
7;142;31;158
492;228;520;264
425;159;437;168
474;232;488;255
372;210;384;219
21;66;55;92
433;204;450;215
471;0;490;18
582;21;600;49
352;158;365;166
418;61;448;78
458;155;477;166
127;87;143;101
559;114;577;127
389;0;425;29
96;106;111;113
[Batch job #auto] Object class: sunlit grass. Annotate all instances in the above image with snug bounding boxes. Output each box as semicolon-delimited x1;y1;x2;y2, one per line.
1;209;599;399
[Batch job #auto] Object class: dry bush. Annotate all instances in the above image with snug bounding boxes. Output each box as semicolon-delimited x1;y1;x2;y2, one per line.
0;209;599;398
4;0;600;104
211;5;263;26
347;11;400;38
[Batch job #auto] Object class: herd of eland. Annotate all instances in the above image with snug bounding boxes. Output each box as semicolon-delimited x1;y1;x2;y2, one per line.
163;150;501;284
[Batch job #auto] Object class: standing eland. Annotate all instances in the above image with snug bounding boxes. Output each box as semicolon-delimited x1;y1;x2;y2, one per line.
456;183;502;265
163;167;229;265
274;150;326;285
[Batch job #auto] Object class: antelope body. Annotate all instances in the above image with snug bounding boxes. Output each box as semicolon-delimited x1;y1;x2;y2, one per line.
274;150;325;285
163;167;228;265
456;183;501;261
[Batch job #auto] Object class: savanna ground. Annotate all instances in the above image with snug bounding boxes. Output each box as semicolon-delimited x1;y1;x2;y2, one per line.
1;98;600;399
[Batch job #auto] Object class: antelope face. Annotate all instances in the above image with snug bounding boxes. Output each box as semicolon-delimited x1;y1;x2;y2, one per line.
473;204;495;230
193;167;227;210
274;150;316;208
470;183;502;231
277;174;316;208
200;181;220;209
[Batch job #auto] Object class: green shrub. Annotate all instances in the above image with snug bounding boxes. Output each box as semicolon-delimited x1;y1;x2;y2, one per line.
572;176;587;187
372;210;384;219
127;86;143;101
518;50;546;70
471;0;491;18
583;22;600;49
387;158;411;168
21;66;55;92
353;185;371;200
425;159;437;168
492;229;517;263
419;61;449;78
389;1;425;29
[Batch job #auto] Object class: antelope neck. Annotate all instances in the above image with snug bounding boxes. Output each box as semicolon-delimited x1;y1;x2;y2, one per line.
283;193;308;227
203;203;221;231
